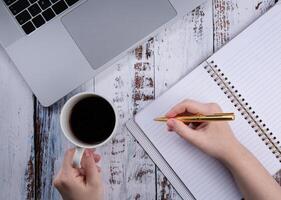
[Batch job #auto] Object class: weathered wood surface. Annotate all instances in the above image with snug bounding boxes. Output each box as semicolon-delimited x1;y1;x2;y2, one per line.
1;1;281;200
34;81;95;200
0;47;34;199
95;1;214;199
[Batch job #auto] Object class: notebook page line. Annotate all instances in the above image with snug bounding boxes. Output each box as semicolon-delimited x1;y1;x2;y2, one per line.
209;5;281;68
208;6;281;145
218;28;281;74
215;24;281;70
210;41;281;142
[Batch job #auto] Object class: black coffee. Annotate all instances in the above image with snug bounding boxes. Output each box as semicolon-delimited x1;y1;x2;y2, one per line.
69;96;116;145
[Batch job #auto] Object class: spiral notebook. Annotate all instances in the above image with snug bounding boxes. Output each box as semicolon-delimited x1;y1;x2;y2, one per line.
126;4;281;200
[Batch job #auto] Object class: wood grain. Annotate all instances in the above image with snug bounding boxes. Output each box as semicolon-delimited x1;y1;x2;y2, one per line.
126;40;156;200
95;3;214;198
154;1;213;199
0;48;34;199
95;56;134;199
34;81;94;200
213;0;276;51
96;39;156;199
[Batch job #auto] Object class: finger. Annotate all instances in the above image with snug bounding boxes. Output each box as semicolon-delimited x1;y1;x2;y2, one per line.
188;123;197;129
81;149;101;186
62;148;76;171
93;154;101;163
53;170;64;189
166;100;214;118
78;168;86;176
167;119;199;145
167;126;173;132
78;152;100;175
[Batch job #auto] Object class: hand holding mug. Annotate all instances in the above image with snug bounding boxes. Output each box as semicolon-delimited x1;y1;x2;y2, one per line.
54;148;103;200
55;93;118;199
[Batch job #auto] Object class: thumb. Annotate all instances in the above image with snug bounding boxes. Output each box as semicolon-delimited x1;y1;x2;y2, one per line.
167;119;198;144
81;149;101;186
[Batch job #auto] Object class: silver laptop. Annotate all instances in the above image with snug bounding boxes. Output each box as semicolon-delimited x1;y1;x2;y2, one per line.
0;0;204;106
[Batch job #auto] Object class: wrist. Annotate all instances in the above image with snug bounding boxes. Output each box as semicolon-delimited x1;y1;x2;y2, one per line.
219;139;247;166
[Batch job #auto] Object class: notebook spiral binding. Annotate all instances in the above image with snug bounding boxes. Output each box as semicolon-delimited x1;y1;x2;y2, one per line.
204;61;281;162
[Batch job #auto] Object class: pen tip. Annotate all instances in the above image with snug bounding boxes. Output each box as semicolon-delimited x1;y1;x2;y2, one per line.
154;117;167;122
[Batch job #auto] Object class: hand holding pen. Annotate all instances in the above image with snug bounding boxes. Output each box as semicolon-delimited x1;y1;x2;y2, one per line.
161;99;238;161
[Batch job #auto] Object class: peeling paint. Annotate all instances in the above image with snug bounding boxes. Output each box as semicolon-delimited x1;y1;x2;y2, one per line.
135;46;143;60
25;157;34;200
255;2;263;10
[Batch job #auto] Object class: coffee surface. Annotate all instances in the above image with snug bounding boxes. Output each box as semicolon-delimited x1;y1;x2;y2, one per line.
70;96;115;145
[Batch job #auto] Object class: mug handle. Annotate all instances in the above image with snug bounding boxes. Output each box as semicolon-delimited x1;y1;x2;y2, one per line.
72;147;85;168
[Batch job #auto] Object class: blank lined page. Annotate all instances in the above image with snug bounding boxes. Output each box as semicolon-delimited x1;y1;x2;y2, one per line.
208;4;281;160
135;63;278;200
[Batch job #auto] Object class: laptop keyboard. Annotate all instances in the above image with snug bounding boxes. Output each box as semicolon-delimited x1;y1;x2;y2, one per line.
3;0;80;34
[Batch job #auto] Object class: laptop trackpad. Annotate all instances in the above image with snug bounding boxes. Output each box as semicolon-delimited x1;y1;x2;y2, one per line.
62;0;176;69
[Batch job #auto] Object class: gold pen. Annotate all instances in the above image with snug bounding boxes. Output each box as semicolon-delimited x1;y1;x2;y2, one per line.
154;113;235;123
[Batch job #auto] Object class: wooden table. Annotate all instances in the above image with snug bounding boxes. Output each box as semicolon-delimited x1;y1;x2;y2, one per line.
1;0;281;199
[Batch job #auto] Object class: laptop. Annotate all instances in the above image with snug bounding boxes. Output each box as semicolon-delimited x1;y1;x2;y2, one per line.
0;0;205;106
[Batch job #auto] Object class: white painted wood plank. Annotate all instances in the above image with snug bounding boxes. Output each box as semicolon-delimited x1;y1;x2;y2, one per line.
213;0;276;51
96;55;137;200
154;1;213;199
0;47;34;199
96;41;157;199
126;41;157;200
155;1;213;96
35;81;94;200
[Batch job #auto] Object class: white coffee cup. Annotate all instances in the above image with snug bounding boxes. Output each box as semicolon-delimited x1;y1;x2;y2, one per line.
60;92;118;168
